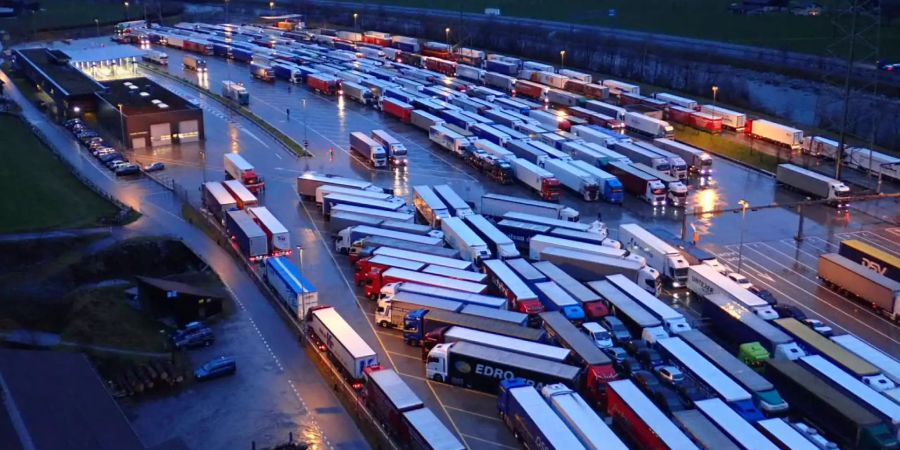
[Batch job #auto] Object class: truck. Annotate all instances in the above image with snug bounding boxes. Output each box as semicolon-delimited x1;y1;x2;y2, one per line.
225;210;267;261
142;50;169;65
461;304;528;326
182;55;207;72
653;138;713;176
306;73;340;95
831;334;900;385
703;294;806;361
611;141;671;173
348;236;460;262
404;307;545;347
296;171;384;199
540;311;618;401
411;110;445;132
441;217;492;263
541;384;628;450
482;259;544;322
497;379;587;450
368;268;487;300
672;410;741;450
588;280;669;343
224;153;264;193
509;158;562;202
322;193;408;218
532;261;607;319
479;193;579;221
403;408;465;450
839;239;899;282
693;399;777;450
619;223;690;287
701;104;746;131
776;164;850;207
370;247;471;271
334;225;442;254
539;158;601;201
381;282;505;309
601;80;640;96
844;147;900;182
369;130;407;167
463;214;520;259
514;80;548;101
201;181;237;223
764;358;898;450
756;418;820;450
430;184;473;218
422;265;485;283
427;341;581;393
567;160;625;204
819;253;900;321
654;92;698;110
361;367;425;444
634;142;688;180
534;282;585;321
341;81;374;105
605;380;699;450
606;161;667;206
250;62;275;81
748;119;803;150
354;255;426;280
221;82;249;106
264;256;318;320
348;131;388;168
307;306;379;384
431;326;570;362
247;206;290;257
529;234;637;265
537;247;660;294
678;329;788;415
429;124;472;156
332;206;413;226
687;264;779;320
607;274;690;334
375;291;463;328
314;185;394;206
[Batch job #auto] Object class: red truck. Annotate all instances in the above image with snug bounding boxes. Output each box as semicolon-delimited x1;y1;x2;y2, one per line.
307;73;340;95
606;380;697;450
568;107;626;131
690;111;723;133
223;154;265;194
362;366;424;444
514;80;546;101
353;255;425;285
425;57;457;76
564;80;608;99
362;267;487;300
381;97;414;123
540;311;618;406
481;259;545;325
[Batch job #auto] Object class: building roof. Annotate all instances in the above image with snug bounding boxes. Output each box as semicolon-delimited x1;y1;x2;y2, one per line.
14;48;107;97
97;78;200;116
0;349;146;450
64;45;146;63
137;275;226;299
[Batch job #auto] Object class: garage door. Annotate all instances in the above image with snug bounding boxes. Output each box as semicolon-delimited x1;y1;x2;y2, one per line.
131;137;146;149
178;120;200;143
149;123;172;147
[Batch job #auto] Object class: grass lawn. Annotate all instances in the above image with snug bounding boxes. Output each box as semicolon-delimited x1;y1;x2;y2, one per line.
60;286;169;353
0;114;120;234
674;125;783;173
365;0;900;60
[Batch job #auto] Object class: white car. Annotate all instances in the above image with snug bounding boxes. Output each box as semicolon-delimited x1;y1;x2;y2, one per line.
803;319;834;337
582;322;614;349
726;272;754;289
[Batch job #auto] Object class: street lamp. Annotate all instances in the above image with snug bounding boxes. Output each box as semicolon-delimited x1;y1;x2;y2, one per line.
711;85;719;119
737;199;749;274
124;1;129;20
560;50;566;68
444;27;450;46
269;1;274;12
353;13;358;29
301;98;308;149
94;18;100;37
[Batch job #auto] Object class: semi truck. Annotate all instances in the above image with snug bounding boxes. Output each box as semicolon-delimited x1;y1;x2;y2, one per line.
340;81;373;105
606;161;667;206
222;179;257;210
361;367;425;444
223;80;249;106
533;282;585;321
619;223;690;287
497;379;587;450
307;306;379;385
264;256;318;320
225;210;267;261
631;163;688;207
366;267;487;301
348;236;460;262
541;384;628;450
748;119;803;150
688;264;779;320
605;380;699;450
461;304;529;326
610;142;671;173
503;212;607;239
463;214;520;259
422;265;485;283
374;292;463;329
540;311;618;404
482;259;544;322
693;399;777;450
314;185;394;206
607;274;690;334
370;247;470;270
588;280;669;343
532;261;608;319
182;55;207;72
776;164;850;207
755;418;820;450
201;181;237;223
224;153;264;193
567;160;625;204
703;294;805;360
509;158;562;201
432;184;474;218
831;334;900;385
430;326;570;362
633;142;688;180
441;217;492;263
672;410;741;450
411;109;445;131
839;239;899;282
678;329;789;415
349;131;388;168
819;253;900;321
412;185;450;227
332;206;413;226
404;307;545;347
764;358;898;450
479;193;579;221
429;124;472;156
334;225;442;254
701;105;746;130
307;73;340;95
322;193;408;218
296;171;384;199
249;62;275;81
539;158;601;201
528;235;633;265
370;130;408;167
427;341;581;393
247;206;291;257
653;138;713;176
624;112;674;138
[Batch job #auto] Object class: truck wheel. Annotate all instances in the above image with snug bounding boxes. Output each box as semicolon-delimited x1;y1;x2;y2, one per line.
432;374;443;383
378;321;387;328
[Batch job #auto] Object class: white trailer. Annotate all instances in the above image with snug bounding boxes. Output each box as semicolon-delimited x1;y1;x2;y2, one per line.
528;109;569;131
429;124;472;155
341;81;374;105
602;79;640;96
541;384;627;450
510;158;561;200
844;147;900;182
654;92;698;110
608;275;690;334
432;184;474;218
370;129;408;167
504;212;607;238
756;419;818;450
533;71;569;89
441;216;492;263
701;104;746;130
484;72;517;92
522;60;556;73
474;139;515;161
411;110;446;131
634;141;688;180
479;193;579;221
539;158;600;201
247;206;291;256
619;223;690;287
694;399;779;450
653;138;713;176
688;264;779;320
611;142;671;172
335;225;442;253
624;112;674;138
442;326;570;362
350;131;388;168
308;306;379;380
222;80;249;105
464;214;520;259
296;171;384;198
589;281;669;343
413;185;451;227
558;69;592;84
529;234;642;264
314;185;394;205
585;100;626;120
750;119;803;150
372;247;471;271
330;204;414;223
831;334;900;385
802;136;842;159
776;164;850;205
456;64;484;82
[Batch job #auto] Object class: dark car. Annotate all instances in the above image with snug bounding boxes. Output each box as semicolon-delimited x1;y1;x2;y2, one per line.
619;356;642;378
98;152;124;163
194;356;236;381
601;346;627;364
64;118;83;129
599;316;631;344
637;348;664;368
631;370;685;414
174;328;215;349
749;286;778;305
773;304;807;322
144;162;165;172
115;163;141;177
675;379;708;408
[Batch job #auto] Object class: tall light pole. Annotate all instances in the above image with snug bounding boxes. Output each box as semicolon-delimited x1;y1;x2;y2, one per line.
560;50;566;68
353;13;358;29
123;1;129;20
711;85;719;119
269;1;274;13
117;103;126;147
444;27;450;46
302;98;308;150
94;18;100;38
737;199;749;274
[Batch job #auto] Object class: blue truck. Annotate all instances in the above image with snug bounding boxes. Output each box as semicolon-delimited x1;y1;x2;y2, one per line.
497;379;586;450
263;256;319;320
534;281;586;322
439;110;478;130
495;219;551;248
272;63;302;83
249;62;275;81
486;60;519;76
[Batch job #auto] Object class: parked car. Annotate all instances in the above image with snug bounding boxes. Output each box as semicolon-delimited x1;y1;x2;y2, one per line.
144;162;166;172
581;322;613;349
599;316;631;344
64;118;83;129
726;272;754;289
803;318;834;337
174;328;215;349
749;286;778;305
194;356;236;381
98;152;124;163
674;378;707;408
654;365;685;386
88;139;106;151
173;321;206;341
601;346;628;364
631;370;685;414
115;163;141;176
773;304;807;322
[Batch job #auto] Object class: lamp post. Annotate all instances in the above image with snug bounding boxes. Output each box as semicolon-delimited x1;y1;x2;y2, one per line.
737;199;749;274
711;85;719;119
353;13;358;29
117;103;127;148
269;1;274;13
94;18;100;38
444;27;450;46
560;50;566;68
302;98;308;150
124;1;129;20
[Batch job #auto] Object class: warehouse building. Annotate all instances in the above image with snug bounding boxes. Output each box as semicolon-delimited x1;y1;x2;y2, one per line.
12;48;107;121
97;78;204;149
137;276;224;324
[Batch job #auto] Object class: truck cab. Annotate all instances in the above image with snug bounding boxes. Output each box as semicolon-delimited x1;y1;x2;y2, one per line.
738;342;771;372
425;343;451;382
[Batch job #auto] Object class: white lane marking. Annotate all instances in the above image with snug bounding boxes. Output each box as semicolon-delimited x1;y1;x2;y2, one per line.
778;238;826;262
241;129;270;148
460;433;520;450
274;152;283;160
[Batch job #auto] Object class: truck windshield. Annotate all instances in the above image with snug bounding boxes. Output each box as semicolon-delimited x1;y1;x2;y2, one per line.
652;187;666;195
835;188;851;198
